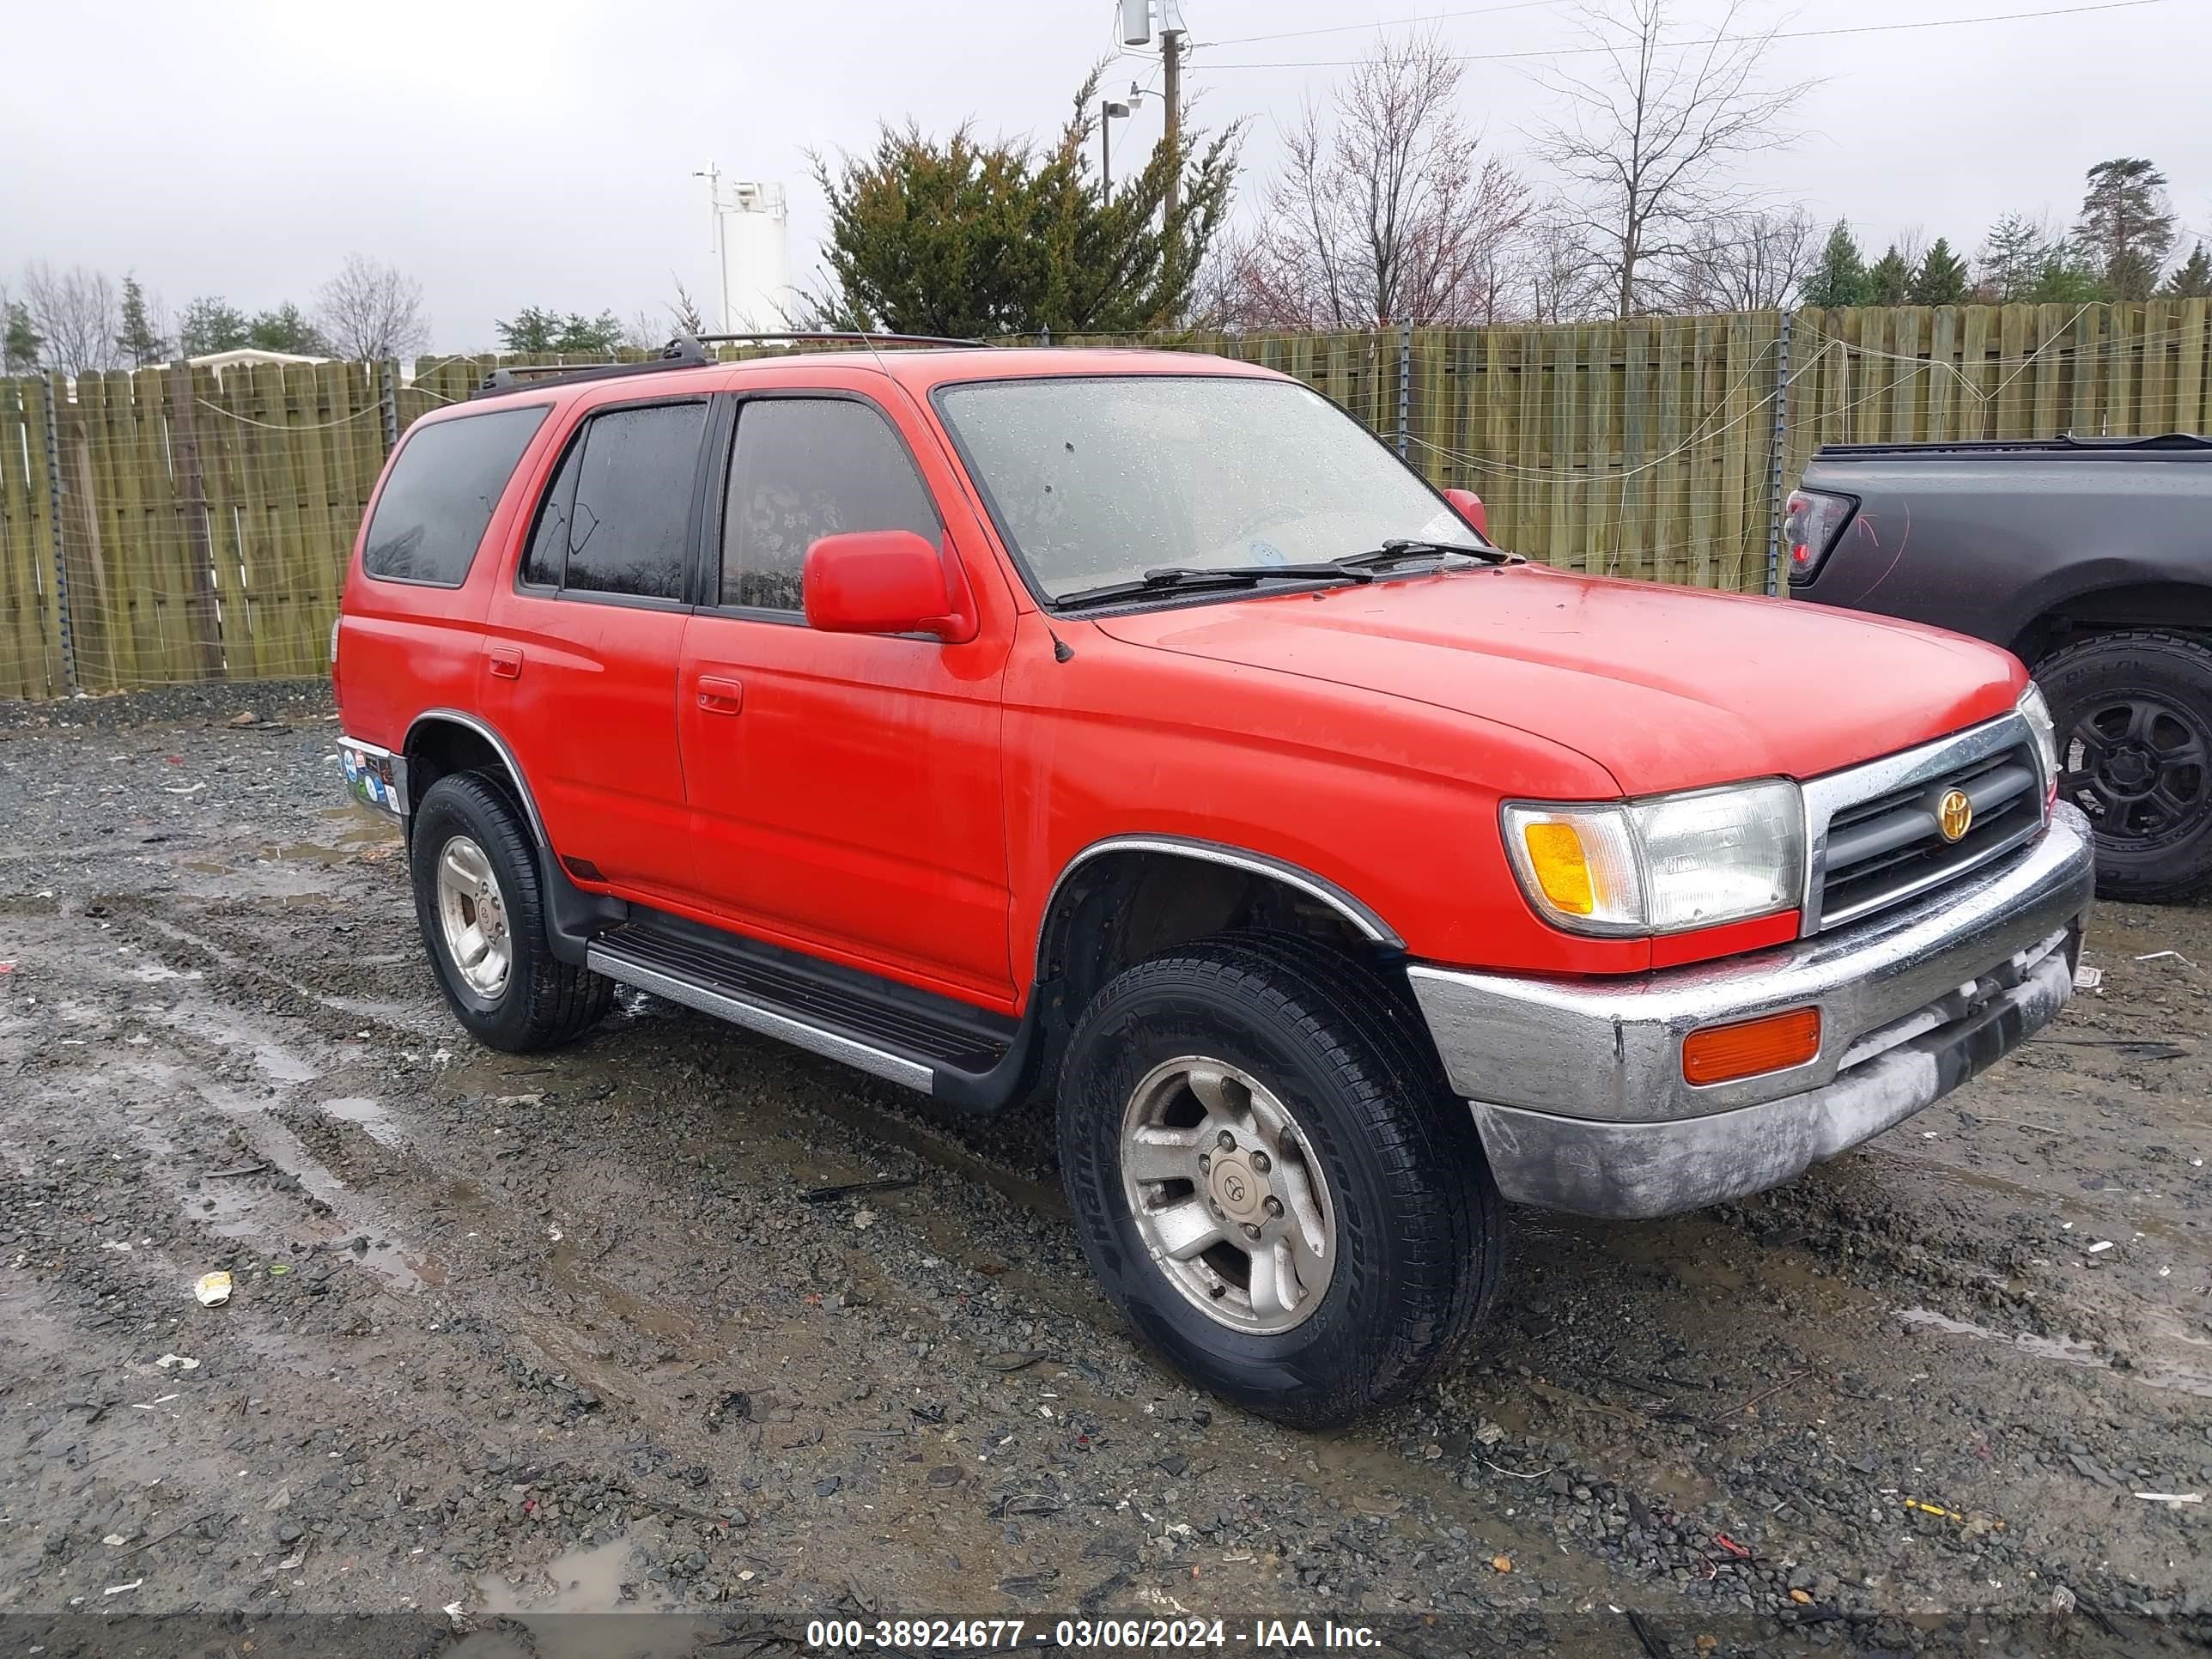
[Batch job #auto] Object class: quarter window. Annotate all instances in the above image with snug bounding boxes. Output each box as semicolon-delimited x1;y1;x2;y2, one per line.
363;405;549;586
522;401;707;601
720;398;941;612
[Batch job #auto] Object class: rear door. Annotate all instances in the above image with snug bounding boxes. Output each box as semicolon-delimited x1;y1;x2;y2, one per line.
477;396;712;905
676;384;1017;1006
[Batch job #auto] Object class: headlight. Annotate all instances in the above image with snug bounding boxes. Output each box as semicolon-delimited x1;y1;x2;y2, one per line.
2016;682;2058;801
1503;781;1806;936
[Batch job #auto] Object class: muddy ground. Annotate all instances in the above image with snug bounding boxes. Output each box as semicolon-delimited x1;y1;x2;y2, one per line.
0;684;2205;1657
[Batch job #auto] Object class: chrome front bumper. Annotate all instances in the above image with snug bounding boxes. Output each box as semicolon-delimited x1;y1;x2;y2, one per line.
1407;804;2095;1218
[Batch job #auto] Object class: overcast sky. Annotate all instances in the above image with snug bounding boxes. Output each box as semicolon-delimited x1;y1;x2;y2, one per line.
5;0;2207;349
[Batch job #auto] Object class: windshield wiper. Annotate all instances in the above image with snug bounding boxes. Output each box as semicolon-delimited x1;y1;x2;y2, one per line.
1339;538;1513;568
1051;562;1374;610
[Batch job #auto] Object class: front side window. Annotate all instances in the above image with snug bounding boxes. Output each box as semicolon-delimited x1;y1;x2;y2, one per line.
521;401;707;601
363;404;549;586
933;376;1471;604
720;398;941;612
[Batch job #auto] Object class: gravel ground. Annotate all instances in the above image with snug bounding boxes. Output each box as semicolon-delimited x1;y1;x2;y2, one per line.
1;686;2206;1656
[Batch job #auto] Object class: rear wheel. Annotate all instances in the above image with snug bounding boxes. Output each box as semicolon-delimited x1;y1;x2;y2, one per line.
2039;630;2212;903
1057;934;1501;1427
410;773;612;1051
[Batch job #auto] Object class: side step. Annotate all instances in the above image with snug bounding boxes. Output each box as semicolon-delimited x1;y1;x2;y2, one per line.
585;912;1027;1107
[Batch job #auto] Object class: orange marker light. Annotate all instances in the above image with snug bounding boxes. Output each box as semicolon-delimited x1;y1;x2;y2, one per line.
1521;822;1595;915
1681;1006;1822;1087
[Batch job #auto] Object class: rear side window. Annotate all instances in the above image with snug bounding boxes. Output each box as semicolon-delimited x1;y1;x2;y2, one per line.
362;406;549;586
520;401;707;602
721;398;940;611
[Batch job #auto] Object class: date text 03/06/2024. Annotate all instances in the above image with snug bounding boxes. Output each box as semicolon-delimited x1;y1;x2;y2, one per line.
803;1620;1383;1651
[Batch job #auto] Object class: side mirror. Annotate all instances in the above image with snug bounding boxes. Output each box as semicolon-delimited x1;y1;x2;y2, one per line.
803;531;975;642
1443;488;1489;539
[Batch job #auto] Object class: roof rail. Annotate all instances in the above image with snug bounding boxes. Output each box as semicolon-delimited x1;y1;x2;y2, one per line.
684;330;988;349
469;336;712;400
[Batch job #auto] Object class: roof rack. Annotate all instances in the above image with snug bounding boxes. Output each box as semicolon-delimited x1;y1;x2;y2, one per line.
471;336;711;399
467;330;991;400
686;330;988;349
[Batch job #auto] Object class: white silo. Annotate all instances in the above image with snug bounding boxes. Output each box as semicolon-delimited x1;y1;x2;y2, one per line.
712;179;790;332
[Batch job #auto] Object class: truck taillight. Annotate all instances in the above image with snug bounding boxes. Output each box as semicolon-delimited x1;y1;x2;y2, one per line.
1783;488;1857;585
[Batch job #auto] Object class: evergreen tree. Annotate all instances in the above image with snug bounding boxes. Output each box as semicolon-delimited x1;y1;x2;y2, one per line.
1909;237;1970;305
1978;213;2052;302
2075;157;2176;301
112;274;169;367
1866;245;1911;306
803;70;1240;335
493;308;623;354
244;303;328;355
1801;221;1869;308
2161;243;2212;299
2026;250;2110;303
177;296;252;356
3;301;41;374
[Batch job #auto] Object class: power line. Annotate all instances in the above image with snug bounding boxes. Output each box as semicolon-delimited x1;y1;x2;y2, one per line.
1201;0;2170;70
1200;0;1563;50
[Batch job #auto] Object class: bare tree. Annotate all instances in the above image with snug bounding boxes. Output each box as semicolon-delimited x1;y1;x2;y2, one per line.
1224;34;1534;327
1533;0;1808;318
1503;214;1602;323
623;278;710;350
21;263;120;374
1650;207;1818;312
315;253;429;359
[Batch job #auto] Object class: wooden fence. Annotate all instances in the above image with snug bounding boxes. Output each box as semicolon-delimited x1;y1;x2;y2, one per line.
3;301;2208;702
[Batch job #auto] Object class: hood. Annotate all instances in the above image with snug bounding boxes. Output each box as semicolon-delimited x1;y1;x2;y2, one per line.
1093;565;2025;797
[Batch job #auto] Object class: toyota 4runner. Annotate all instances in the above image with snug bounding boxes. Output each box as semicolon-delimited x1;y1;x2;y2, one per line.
333;338;2094;1425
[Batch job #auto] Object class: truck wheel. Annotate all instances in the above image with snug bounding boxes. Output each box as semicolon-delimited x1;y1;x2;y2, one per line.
1056;933;1500;1427
2039;630;2212;903
409;773;612;1051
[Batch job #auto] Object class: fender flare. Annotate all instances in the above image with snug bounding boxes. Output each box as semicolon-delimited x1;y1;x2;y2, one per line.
1033;834;1404;982
403;708;550;846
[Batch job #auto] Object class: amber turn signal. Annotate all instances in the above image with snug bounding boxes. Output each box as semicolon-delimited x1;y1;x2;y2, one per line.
1680;1006;1822;1086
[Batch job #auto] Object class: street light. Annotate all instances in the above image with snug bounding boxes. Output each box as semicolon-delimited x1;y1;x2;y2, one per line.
1101;87;1142;198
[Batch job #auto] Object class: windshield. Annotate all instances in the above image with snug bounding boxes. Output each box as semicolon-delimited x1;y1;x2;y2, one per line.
935;375;1476;603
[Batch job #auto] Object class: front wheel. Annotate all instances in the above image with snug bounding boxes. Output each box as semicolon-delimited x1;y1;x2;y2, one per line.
2039;630;2212;903
1056;934;1501;1427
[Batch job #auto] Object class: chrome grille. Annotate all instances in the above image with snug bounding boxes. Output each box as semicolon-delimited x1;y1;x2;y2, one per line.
1803;714;2049;935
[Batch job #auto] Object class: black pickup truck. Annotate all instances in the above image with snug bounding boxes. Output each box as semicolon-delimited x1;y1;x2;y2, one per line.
1790;434;2211;902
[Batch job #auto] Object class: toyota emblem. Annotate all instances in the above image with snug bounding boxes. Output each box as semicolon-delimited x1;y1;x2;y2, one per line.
1937;787;1973;843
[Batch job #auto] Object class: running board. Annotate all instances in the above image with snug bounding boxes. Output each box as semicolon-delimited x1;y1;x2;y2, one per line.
586;915;1032;1109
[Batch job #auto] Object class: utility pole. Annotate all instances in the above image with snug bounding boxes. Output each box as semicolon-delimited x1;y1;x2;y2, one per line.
693;163;729;331
1162;24;1183;231
1122;1;1186;243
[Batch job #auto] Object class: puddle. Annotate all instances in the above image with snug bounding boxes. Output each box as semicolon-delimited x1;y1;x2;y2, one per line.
476;1535;638;1615
1896;1308;2212;1399
346;1233;447;1291
131;961;203;983
186;1178;262;1237
1896;1307;2106;1368
320;1094;408;1149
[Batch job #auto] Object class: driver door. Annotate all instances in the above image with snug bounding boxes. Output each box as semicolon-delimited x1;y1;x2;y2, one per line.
675;386;1018;1007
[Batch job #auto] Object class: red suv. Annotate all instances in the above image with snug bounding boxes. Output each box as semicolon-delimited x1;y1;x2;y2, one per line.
334;337;2094;1425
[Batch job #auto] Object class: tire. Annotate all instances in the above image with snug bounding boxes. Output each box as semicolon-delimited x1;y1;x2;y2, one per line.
1056;933;1502;1427
409;772;612;1051
2038;630;2212;903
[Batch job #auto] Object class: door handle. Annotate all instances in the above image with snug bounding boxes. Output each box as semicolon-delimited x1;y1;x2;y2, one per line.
696;674;744;714
489;647;523;681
